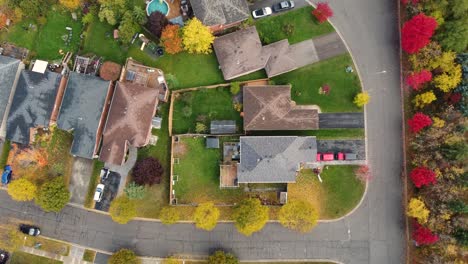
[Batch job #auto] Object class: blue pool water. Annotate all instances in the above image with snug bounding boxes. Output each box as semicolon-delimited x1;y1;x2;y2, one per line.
147;0;169;16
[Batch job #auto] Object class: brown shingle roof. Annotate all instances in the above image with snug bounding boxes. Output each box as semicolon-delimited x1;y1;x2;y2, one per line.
99;82;158;165
243;85;319;131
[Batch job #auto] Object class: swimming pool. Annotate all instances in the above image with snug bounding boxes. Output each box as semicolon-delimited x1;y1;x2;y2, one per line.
146;0;170;16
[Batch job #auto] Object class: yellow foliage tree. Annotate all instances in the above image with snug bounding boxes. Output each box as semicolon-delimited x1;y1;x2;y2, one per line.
59;0;81;10
407;197;429;224
182;18;214;54
413;91;436;108
429;51;457;71
353;92;370;107
433;66;462;92
278;200;318;233
232;198;269;236
160;206;180;225
7;178;37;201
432;117;445;128
109;196;137;224
193;202;220;231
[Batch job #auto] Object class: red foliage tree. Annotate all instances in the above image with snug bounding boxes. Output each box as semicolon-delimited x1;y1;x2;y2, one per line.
147;11;169;38
99;61;122;81
413;222;439;246
408;112;432;133
410;167;437;188
401;14;437;54
448;93;462;105
405;70;432;90
132;157;164;185
401;0;419;5
312;2;333;23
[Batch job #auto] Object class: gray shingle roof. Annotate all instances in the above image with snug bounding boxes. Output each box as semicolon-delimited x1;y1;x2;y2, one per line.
57;72;111;159
191;0;249;26
210;120;236;134
6;70;61;144
237;136;317;183
0;55;21;124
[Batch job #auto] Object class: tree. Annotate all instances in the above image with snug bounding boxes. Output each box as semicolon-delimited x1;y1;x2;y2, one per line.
147;11;169;38
98;8;117;25
7;178;37;201
410;167;437;188
82;13;94;25
437;18;468;53
119;11;140;44
407;197;430;224
355;164;372;182
232;198;269;236
35;177;70;212
405;70;432;90
59;0;80;10
0;228;23;252
408;112;432;133
109;196;137;224
353;92;370;107
207;251;239;264
99;61;122;81
433;65;462;93
161;24;183;54
0;13;7;29
109;249;140;264
431;117;445;128
193;202;220;231
132;157;164;185
160;206;180;225
182;18;215;54
98;0;126;25
453;228;468;246
312;2;333;23
133;6;147;25
124;182;146;200
279;200;318;233
413;91;436;108
413;223;439;246
230;82;241;95
401;14;438;54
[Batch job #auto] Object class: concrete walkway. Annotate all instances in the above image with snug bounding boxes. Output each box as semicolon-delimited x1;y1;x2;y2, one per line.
104;146;137;195
69;157;94;205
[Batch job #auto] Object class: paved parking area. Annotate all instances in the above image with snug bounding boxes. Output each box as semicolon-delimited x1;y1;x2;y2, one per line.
94;171;121;212
69;157;94;205
317;139;366;160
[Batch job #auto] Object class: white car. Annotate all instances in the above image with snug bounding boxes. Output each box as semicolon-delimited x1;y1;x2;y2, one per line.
252;7;272;19
94;184;105;202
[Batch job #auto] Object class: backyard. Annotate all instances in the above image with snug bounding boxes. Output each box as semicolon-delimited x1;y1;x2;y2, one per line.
172;87;243;134
288;166;365;219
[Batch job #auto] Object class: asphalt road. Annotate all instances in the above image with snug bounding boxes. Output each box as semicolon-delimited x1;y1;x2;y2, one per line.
0;1;404;263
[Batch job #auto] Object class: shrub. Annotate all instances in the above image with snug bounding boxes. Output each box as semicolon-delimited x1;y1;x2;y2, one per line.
193;202;220;231
407;197;430;224
410;167;437;188
109;249;140;264
408;112;432;133
448;200;468;214
312;2;333;23
207;251;238;264
132;157;164;185
100;61;122;81
35;177;70;212
413;91;436;108
7;178;37;201
146;11;169;37
182;106;192;117
195;122;207;134
230;82;241;95
453;228;468;246
124;182;146;200
279;200;318;233
282;23;295;36
405;70;432;90
355;165;372;182
160;206;180;225
109;196;137;224
353;92;370;107
232;198;269;236
401;14;438;54
413;223;439;246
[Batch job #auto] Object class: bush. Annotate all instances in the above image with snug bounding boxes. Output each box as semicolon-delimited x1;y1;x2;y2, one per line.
401;14;438;54
182;106;192;117
413;222;439;246
312;2;333;23
132;157;164;185
453;228;468;246
160;207;180;225
109;249;140;264
408;112;432;133
232;198;269;236
146;11;169;38
410;167;437;188
195;122;207;134
353;92;370;107
193;202;220;231
407;197;429;224
282;23;295;36
207;251;238;264
7;178;37;201
35;177;70;212
124;182;146;200
279;200;318;233
230;82;241;95
100;61;122;81
109;196;137;224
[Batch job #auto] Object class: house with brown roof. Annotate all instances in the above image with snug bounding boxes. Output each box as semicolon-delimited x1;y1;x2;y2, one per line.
243;85;319;131
190;0;250;32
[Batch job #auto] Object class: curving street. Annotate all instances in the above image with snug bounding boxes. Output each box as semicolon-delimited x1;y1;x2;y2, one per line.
0;0;404;263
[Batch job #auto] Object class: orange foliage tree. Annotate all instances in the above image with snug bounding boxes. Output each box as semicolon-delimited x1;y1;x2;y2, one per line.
0;13;7;29
161;24;183;55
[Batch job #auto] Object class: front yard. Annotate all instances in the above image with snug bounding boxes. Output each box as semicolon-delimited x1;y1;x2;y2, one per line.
10;252;62;264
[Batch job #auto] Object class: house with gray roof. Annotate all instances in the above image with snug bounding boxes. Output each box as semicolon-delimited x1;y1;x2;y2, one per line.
237;136;317;183
0;55;23;137
57;72;112;159
6;70;61;144
190;0;249;32
210;120;236;134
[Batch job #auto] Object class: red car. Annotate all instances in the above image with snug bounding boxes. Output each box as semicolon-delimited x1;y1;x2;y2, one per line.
337;152;345;160
317;152;334;161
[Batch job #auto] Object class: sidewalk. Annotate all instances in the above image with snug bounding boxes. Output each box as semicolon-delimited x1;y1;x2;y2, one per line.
21;245;93;264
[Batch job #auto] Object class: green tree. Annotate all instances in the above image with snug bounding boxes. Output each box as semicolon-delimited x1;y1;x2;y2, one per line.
109;196;137;224
182;18;215;54
437;18;468;53
98;0;126;25
7;178;37;201
118;12;140;44
232;198;269;236
353;92;370;107
133;6;147;25
195;122;207;134
109;249;140;264
193;202;220;231
98;8;117;25
82;13;94;25
124;182;146;200
35;177;70;212
207;251;239;264
230;82;241;95
160;206;180;225
278;200;319;233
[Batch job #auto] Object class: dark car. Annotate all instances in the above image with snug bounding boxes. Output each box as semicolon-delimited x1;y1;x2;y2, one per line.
1;165;12;185
19;224;41;236
0;250;9;264
272;1;295;12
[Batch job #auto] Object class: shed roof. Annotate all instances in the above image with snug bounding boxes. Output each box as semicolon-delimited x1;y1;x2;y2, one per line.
206;137;220;148
57;72;111;159
191;0;249;26
210;120;236;134
0;55;21;123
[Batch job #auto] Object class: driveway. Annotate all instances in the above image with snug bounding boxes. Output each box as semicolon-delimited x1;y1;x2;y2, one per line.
94;172;121;212
104;146;137;196
317;139;366;160
69;157;94;205
319;113;365;128
249;0;308;13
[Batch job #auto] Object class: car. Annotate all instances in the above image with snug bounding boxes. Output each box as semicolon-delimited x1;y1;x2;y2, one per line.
344;152;358;160
337;152;345;160
252;7;272;19
19;224;41;236
272;1;295;12
94;184;105;202
316;153;322;161
0;250;9;264
317;152;334;161
1;165;12;185
100;168;110;180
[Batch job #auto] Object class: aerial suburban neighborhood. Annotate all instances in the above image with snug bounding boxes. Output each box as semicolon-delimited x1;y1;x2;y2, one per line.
0;0;466;263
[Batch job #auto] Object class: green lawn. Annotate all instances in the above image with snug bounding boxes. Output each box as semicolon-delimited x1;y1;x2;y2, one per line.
172;88;243;134
10;252;62;264
84;159;104;208
0;140;11;169
24;237;69;256
289;166;365;219
82;249;96;262
250;129;365;139
0;18;39;50
256;6;334;45
35;10;83;59
272;54;362;112
82;17;127;63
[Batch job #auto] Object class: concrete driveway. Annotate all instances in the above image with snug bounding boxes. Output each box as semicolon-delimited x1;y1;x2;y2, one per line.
69;157;94;205
94;171;121;212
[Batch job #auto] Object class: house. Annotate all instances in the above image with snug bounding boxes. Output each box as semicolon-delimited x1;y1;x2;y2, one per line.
0;55;23;137
210;120;236;134
56;72;113;159
237;136;317;183
6;70;61;144
213;27;296;80
99;82;159;165
190;0;250;32
243;85;319;131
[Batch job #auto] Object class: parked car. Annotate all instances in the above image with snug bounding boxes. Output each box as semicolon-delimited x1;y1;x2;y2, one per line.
317;152;334;161
0;249;9;264
272;1;295;12
100;168;110;180
344;152;357;160
252;7;272;19
19;224;41;236
337;152;345;160
94;184;105;202
1;165;12;185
